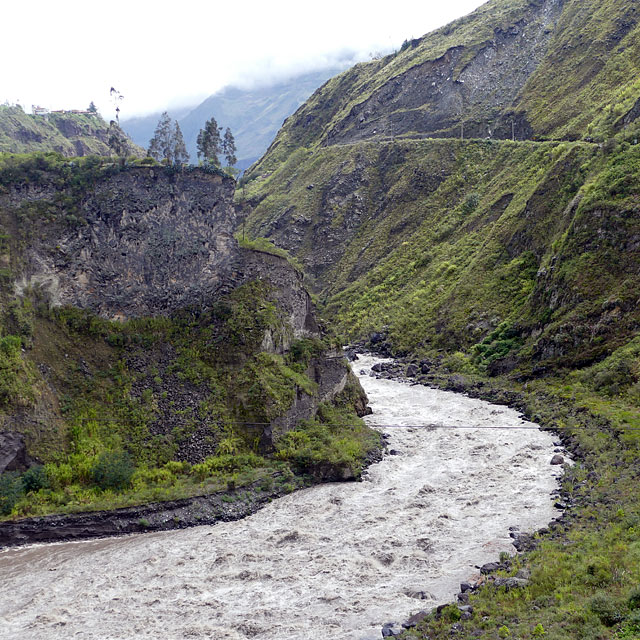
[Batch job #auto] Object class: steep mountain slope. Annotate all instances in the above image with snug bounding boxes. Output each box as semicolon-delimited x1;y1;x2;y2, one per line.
122;68;345;170
239;1;640;638
244;0;640;377
247;0;640;180
0;106;143;157
0;153;374;522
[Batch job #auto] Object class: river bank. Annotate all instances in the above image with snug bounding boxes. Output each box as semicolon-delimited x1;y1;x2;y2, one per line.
0;355;562;640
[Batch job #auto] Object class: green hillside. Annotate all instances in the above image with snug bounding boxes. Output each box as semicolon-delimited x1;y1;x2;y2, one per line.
240;0;640;637
0;106;143;157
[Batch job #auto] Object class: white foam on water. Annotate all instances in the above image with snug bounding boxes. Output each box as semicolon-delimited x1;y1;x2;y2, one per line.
0;355;562;640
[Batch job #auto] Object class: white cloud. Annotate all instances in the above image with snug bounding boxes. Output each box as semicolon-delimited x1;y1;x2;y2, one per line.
2;0;487;118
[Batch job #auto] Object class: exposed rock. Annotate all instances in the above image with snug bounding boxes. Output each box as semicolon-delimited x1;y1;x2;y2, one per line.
406;363;419;377
402;610;429;629
480;561;505;574
493;576;530;590
550;454;565;465
382;622;404;637
0;432;32;473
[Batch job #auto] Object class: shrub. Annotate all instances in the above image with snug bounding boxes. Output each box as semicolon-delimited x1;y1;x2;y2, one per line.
628;586;640;610
0;472;24;515
45;462;73;489
21;465;49;493
589;592;624;626
91;451;135;491
462;192;480;214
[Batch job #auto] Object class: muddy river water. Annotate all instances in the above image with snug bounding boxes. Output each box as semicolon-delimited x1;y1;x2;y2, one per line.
0;355;562;639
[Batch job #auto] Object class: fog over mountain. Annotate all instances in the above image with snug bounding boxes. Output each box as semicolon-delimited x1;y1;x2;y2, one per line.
122;67;345;170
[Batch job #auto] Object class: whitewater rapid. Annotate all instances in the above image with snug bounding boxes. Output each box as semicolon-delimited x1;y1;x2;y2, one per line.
0;355;562;639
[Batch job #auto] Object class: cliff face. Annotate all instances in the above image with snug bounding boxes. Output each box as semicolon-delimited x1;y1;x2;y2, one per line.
0;160;366;475
9;168;239;319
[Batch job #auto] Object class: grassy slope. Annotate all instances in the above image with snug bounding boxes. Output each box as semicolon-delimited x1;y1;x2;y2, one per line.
0;106;143;157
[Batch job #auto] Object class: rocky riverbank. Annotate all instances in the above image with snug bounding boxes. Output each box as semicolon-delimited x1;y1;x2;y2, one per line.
345;349;596;638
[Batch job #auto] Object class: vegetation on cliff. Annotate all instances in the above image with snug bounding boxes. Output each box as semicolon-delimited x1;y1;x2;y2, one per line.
0;155;376;521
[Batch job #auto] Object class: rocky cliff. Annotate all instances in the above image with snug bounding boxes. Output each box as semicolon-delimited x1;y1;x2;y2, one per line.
0;156;374;523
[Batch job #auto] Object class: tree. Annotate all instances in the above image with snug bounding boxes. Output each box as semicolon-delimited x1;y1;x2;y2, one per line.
88;101;98;114
173;122;189;165
109;87;124;124
108;121;130;159
148;113;190;166
222;127;237;167
148;111;174;164
196;117;222;166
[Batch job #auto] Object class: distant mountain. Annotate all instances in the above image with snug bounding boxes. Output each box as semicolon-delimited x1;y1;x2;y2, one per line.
0;106;143;157
121;67;346;171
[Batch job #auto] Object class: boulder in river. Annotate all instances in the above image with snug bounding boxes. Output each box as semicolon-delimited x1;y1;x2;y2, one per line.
550;454;565;465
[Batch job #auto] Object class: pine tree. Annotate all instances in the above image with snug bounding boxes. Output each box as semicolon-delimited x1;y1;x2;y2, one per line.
173;122;189;165
88;101;98;114
222;127;237;167
196;117;222;166
148;111;174;164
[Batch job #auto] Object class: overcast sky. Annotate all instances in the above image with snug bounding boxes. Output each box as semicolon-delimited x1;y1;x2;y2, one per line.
4;0;487;119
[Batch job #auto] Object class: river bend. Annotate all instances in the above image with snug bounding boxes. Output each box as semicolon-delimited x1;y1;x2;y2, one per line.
0;355;561;639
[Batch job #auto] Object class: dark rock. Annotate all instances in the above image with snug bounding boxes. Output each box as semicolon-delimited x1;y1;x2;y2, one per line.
480;562;504;575
389;449;400;456
371;362;384;373
402;610;429;629
344;349;358;362
460;581;473;593
550;454;565;465
406;363;419;377
382;622;404;637
0;432;32;474
493;576;529;590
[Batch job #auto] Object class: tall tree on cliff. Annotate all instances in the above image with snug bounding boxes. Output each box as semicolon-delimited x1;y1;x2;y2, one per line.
108;121;130;160
148;112;174;164
222;127;237;168
196;117;222;166
173;122;189;166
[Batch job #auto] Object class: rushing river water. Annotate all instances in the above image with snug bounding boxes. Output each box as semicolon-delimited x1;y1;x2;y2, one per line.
0;355;562;640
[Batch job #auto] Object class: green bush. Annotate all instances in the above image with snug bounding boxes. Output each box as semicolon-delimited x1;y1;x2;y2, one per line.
0;472;23;515
91;451;135;491
628;586;640;610
589;592;624;626
21;465;49;493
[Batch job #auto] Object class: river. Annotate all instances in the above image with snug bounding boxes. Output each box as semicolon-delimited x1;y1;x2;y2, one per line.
0;355;562;639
